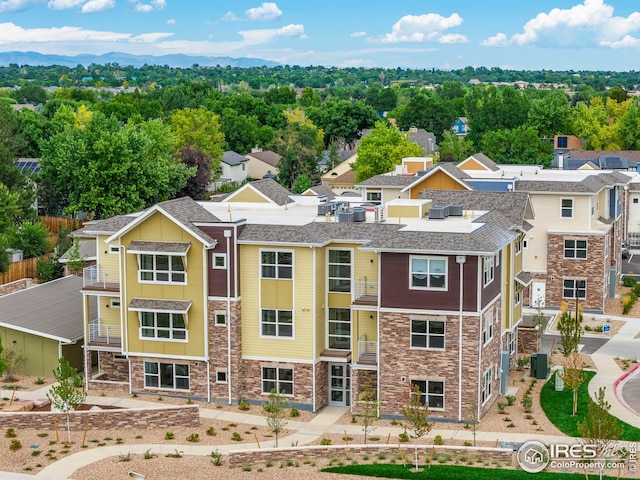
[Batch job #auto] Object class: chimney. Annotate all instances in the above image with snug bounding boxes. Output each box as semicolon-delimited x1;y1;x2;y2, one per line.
251;145;262;153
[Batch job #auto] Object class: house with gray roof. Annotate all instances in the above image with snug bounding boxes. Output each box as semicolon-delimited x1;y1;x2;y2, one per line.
244;148;282;180
218;151;249;185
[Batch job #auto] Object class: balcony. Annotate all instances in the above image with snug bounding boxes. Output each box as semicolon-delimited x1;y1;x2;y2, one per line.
88;318;121;347
357;340;378;365
83;266;120;292
353;277;378;306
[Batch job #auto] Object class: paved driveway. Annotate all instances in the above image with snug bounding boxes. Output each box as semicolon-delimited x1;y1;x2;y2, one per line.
541;333;609;354
620;368;640;417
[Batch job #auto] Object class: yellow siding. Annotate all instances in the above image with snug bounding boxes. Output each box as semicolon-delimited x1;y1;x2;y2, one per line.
97;234;119;272
514;301;522;326
353;310;378;351
99;296;121;331
598;190;607;218
261;280;293;309
315;247;326;356
121;211;206;358
387;205;421;218
514;242;523;273
458;158;487;171
410;172;466;198
503;245;512;330
227;186;270;203
353;249;378;285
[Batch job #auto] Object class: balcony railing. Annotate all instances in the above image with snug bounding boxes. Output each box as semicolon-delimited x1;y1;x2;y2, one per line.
353;277;378;305
83;266;120;291
357;340;378;365
88;318;121;346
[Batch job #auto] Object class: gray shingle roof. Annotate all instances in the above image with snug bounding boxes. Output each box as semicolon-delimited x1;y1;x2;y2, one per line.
128;241;191;254
83;215;137;234
249;178;293;206
465;153;500;171
58;239;96;262
305;184;335;201
0;276;89;342
437;162;472;180
515;171;631;193
222;151;249;166
128;298;192;312
357;174;418;187
156;196;220;245
246;150;281;168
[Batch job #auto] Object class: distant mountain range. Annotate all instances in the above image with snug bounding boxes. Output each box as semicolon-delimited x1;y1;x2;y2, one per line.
0;51;280;68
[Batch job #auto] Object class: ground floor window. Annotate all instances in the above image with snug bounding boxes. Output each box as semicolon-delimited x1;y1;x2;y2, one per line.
410;379;444;410
262;366;293;395
144;361;190;390
481;368;492;404
562;278;586;299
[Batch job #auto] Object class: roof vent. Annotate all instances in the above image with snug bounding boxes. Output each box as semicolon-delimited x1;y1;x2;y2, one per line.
428;205;449;219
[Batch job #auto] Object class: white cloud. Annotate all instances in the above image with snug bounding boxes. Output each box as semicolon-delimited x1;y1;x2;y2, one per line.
350;31;366;38
0;0;45;13
131;32;172;42
374;12;467;44
81;0;114;13
221;11;239;22
245;2;281;21
133;0;165;13
237;24;305;44
0;22;131;43
166;18;175;25
339;58;376;68
47;0;83;9
482;0;640;50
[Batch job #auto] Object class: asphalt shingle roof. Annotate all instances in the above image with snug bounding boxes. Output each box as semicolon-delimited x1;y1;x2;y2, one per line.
222;151;249;166
357;174;418;187
249;178;293;206
246;150;281;168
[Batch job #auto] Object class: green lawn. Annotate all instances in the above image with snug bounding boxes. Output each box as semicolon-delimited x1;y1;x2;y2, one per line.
322;464;633;479
540;371;640;440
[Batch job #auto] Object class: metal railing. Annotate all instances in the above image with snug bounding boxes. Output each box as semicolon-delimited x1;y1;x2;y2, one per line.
89;318;121;345
83;265;119;289
354;277;377;301
357;340;378;363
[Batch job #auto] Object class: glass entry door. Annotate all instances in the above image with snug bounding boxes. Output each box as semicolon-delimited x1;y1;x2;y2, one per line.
329;363;351;406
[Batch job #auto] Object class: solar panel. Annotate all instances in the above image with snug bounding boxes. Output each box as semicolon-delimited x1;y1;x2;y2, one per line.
566;159;587;169
604;157;624;168
14;160;40;174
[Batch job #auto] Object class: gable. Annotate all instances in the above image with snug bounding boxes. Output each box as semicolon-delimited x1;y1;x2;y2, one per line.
409;171;468;199
225;185;271;203
459;157;489;171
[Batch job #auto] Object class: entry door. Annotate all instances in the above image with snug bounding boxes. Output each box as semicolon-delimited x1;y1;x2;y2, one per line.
329;363;351;406
531;281;546;308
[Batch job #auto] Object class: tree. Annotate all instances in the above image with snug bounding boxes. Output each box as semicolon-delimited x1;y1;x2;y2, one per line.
292;173;312;194
481;126;553;166
262;388;288;447
170;107;225;167
174;147;212;200
47;357;86;443
438;130;475;162
558;352;587;416
358;386;379;445
556;301;583;357
527;92;572;138
577;386;623;457
36;255;64;283
0;334;8;378
395;92;458;143
351;121;423;183
65;238;85;274
2;345;25;381
401;384;435;472
7;221;52;258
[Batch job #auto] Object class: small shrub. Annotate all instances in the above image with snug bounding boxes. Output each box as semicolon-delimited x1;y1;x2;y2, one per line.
351;415;357;423
242;466;252;472
37;433;48;438
503;416;512;422
9;439;22;451
522;395;533;412
497;402;506;413
143;449;157;460
507;422;516;428
463;441;472;446
623;276;637;287
5;428;17;438
231;432;242;441
186;397;193;405
165;449;183;458
34;377;45;385
266;460;273;467
131;392;138;398
290;406;299;417
320;438;332;445
369;436;380;442
164;432;175;440
434;435;444;445
186;433;200;443
228;423;237;427
238;401;251;411
116;438;124;445
206;426;216;436
398;432;409;443
103;437;112;441
157;396;163;401
505;395;516;406
135;435;143;439
390;418;399;425
31;450;41;457
211;449;223;466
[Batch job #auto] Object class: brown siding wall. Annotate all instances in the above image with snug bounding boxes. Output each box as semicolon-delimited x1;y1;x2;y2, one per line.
380;253;478;311
481;251;502;309
200;223;244;298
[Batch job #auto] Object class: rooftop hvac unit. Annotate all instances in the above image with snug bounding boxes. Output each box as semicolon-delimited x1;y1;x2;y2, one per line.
374;205;385;222
428;205;449;219
317;202;335;216
352;206;366;222
338;211;354;223
448;204;463;216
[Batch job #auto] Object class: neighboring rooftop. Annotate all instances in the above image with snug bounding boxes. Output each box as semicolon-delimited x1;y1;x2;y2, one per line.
221;151;249;166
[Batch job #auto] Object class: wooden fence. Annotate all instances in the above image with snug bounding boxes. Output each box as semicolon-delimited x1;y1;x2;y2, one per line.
0;255;49;285
38;216;81;234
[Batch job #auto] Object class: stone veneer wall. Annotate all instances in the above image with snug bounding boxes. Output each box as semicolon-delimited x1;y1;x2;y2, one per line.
314;361;328;411
0;278;31;296
228;444;513;468
240;360;313;408
208;299;242;402
518;326;540;357
96;351;129;382
546;233;605;312
0;405;199;430
130;356;209;399
351;369;378;415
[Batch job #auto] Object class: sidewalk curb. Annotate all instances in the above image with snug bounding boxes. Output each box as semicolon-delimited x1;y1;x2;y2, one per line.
613;361;640;418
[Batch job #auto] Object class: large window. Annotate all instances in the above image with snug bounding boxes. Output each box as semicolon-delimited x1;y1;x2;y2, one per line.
482;310;493;345
139;254;186;283
261;251;293;279
564;239;587;259
261;309;293;338
139;312;187;341
563;278;586;299
410;257;447;290
328;308;351;350
481;368;492;404
262;367;293;395
561;198;573;218
328;250;351;293
366;191;382;205
410;319;445;349
483;256;495;286
410;379;444;410
144;362;189;390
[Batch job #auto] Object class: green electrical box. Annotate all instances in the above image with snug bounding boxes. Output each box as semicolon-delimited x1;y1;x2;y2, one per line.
535;348;550;379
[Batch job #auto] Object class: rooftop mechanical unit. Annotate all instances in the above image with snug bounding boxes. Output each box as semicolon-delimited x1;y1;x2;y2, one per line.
428;205;449;219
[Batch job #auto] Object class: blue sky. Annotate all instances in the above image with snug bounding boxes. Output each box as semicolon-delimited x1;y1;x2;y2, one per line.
1;0;640;70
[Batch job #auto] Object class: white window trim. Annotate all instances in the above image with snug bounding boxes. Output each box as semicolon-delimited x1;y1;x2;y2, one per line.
261;366;294;396
327;248;353;294
143;361;190;391
562;278;587;299
515;288;521;306
561;197;574;219
212;253;227;269
409;255;448;291
564;238;587;260
410;319;445;350
215;368;228;384
481;367;492;405
409;379;445;411
110;299;121;308
483;256;495;287
523;239;528;249
515;238;522;255
109;245;119;254
327;307;351;350
138;311;188;342
214;310;227;326
482;310;494;346
260;249;294;280
260;309;294;339
137;253;187;285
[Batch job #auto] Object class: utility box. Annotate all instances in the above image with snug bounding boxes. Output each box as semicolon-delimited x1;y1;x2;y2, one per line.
530;348;550;379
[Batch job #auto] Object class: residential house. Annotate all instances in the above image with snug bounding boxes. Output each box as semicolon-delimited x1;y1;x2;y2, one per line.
552;150;640;171
451;117;469;137
244;148;282;180
321;152;358;194
218;151;249;185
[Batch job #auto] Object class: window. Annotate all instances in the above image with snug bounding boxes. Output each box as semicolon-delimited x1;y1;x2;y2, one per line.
564;239;587;259
515;288;521;305
366;191;382;205
481;368;492;404
410;380;444;410
216;369;227;383
212;254;226;269
262;367;293;395
483;256;495;286
328;308;351;349
523;239;528;249
557;136;568;148
508;331;516;354
144;362;189;390
410;256;446;290
482;310;493;345
563;278;586;299
515;238;522;254
261;309;293;338
261;251;293;279
109;245;119;254
561;198;573;218
242;163;246;171
214;312;226;326
634;198;639;204
139;254;186;283
328;250;351;293
110;299;121;308
410;319;445;349
139;312;187;341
